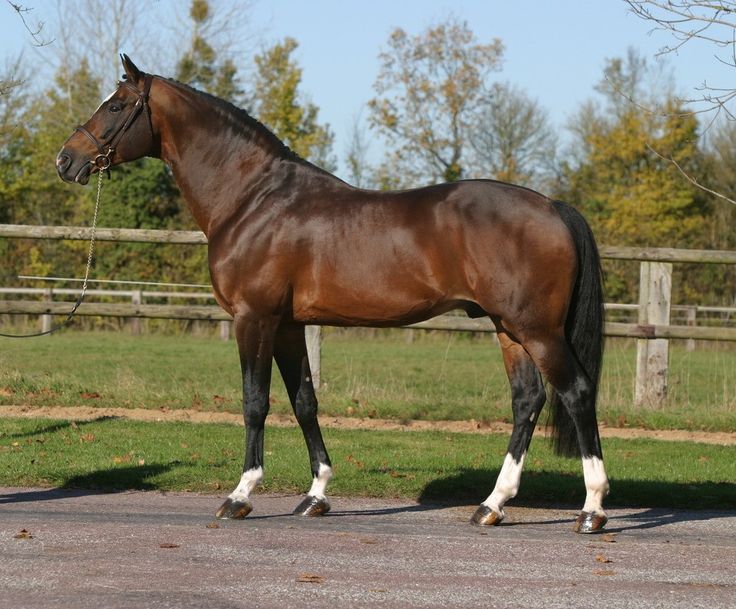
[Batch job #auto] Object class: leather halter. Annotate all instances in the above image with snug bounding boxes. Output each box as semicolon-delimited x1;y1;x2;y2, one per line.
75;74;154;171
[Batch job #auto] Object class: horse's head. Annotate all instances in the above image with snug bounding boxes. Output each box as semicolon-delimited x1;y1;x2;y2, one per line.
56;54;156;185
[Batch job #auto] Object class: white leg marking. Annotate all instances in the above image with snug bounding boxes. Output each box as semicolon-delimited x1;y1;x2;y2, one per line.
228;466;263;502
482;452;526;515
307;463;333;500
582;456;610;514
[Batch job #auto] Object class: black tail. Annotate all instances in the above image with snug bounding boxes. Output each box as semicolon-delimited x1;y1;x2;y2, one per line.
547;201;605;457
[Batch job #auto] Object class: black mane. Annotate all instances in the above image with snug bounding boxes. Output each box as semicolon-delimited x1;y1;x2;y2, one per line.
162;76;304;164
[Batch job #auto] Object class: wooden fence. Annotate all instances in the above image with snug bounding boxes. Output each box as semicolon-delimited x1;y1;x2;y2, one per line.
1;223;735;404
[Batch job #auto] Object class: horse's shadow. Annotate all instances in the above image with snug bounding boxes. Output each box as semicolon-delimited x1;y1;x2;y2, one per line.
411;468;736;531
0;462;174;505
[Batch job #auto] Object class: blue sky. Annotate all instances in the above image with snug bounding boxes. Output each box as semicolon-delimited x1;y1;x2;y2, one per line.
1;0;731;177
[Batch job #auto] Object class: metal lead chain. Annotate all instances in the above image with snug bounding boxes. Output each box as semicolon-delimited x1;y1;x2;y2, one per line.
0;168;104;338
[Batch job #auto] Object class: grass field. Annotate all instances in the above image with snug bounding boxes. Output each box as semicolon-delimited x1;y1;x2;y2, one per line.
1;329;734;431
1;416;734;509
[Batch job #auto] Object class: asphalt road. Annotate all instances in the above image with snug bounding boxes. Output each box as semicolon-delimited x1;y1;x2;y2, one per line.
1;487;734;609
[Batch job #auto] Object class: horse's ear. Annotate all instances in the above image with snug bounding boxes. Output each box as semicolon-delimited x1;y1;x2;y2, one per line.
120;54;142;82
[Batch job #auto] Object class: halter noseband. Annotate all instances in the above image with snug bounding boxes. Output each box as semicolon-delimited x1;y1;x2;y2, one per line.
75;74;154;172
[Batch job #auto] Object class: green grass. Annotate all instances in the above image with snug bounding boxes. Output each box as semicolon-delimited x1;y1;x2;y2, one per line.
0;416;734;509
0;329;735;431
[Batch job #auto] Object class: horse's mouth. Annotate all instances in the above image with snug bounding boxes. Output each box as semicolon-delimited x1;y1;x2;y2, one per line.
74;163;93;185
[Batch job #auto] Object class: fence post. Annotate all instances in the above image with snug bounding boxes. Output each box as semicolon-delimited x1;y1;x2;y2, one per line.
685;306;696;352
219;320;231;341
130;290;142;335
305;325;321;390
635;261;672;407
41;288;53;333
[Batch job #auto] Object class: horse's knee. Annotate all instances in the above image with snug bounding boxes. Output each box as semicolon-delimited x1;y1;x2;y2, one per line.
244;402;269;428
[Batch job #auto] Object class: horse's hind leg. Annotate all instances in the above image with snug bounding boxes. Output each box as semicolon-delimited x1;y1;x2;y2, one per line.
525;333;610;533
274;323;332;516
471;331;546;526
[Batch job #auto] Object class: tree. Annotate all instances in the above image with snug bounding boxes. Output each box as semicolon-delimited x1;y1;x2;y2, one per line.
560;50;709;301
368;18;504;185
626;0;736;209
0;59;104;283
46;0;149;94
626;1;736;119
1;1;50;95
469;82;557;189
176;0;242;102
252;37;335;170
343;111;374;188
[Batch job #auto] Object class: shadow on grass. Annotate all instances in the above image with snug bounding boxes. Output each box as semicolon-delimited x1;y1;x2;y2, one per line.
0;463;173;505
4;417;114;440
417;467;736;512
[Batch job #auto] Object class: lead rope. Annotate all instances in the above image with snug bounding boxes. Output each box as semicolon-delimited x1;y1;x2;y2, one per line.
0;168;103;338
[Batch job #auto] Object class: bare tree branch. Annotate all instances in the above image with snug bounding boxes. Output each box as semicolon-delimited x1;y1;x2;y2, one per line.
626;1;736;205
5;0;53;46
647;142;736;204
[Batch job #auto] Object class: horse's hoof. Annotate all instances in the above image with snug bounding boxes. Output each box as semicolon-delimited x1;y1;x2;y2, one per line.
293;495;331;516
573;511;608;533
215;497;253;520
470;504;504;526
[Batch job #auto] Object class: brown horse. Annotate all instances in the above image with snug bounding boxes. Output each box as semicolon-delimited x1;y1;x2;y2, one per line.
57;55;609;533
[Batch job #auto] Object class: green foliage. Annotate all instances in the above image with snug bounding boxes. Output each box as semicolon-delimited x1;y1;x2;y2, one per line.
253;37;335;169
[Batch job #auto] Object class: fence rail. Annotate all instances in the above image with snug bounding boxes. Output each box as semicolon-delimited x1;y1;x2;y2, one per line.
2;223;735;405
3;299;736;342
3;223;736;263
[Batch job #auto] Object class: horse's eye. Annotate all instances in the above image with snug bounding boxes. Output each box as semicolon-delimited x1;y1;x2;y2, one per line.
108;103;122;114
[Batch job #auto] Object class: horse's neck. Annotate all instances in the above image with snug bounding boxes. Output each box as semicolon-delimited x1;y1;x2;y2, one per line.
155;84;291;236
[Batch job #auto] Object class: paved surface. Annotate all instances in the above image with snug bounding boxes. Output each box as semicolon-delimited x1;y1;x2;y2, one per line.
1;487;735;609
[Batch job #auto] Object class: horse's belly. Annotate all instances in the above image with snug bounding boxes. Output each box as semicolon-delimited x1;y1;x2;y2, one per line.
291;288;471;327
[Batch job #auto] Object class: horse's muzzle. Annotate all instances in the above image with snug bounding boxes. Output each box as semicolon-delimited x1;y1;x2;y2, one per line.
56;149;91;185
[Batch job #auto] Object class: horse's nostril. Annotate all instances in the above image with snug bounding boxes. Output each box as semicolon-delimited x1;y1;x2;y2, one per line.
56;152;71;172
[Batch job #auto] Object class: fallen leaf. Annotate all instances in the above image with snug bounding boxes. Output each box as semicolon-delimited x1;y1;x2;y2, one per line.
360;538;379;544
79;433;95;443
113;454;131;464
159;543;180;549
601;533;617;543
138;459;146;466
595;554;613;564
297;573;325;584
205;522;220;529
14;529;33;539
345;454;364;469
593;569;616;576
0;387;13;396
81;392;101;399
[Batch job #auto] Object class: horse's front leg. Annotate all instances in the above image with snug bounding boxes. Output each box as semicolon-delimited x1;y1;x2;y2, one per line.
274;323;332;516
216;313;278;519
